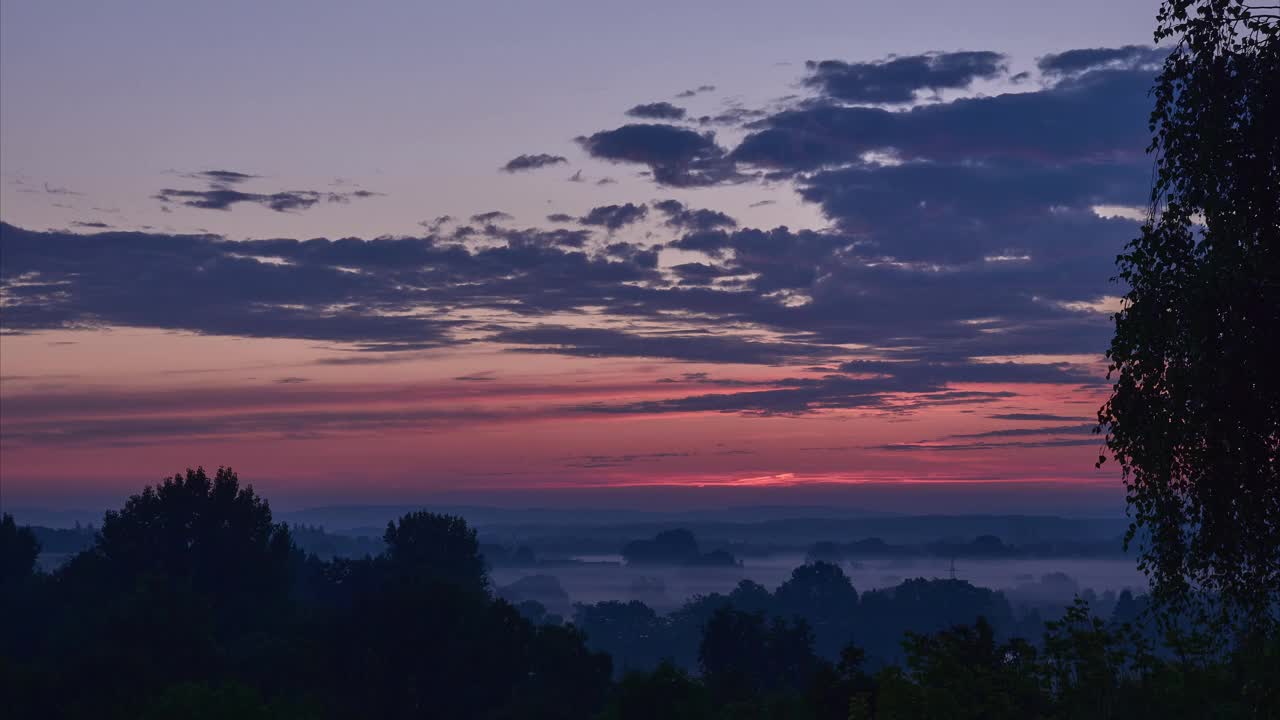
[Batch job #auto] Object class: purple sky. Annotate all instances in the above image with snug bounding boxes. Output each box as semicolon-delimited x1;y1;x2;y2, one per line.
1;1;1161;513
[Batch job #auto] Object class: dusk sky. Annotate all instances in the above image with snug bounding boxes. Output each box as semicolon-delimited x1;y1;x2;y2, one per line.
1;1;1164;513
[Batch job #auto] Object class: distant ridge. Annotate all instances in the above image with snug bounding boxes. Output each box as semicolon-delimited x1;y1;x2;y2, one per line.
277;503;900;531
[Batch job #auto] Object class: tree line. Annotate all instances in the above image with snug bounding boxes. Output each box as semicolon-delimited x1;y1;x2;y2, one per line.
2;467;1274;719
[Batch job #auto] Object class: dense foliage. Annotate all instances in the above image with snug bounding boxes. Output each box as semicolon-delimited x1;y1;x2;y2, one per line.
3;468;1276;718
1099;0;1279;628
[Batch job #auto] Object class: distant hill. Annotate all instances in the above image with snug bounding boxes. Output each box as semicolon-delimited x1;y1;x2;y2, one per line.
275;503;898;532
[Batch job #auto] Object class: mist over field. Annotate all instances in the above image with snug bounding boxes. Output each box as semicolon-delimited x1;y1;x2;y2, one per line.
25;504;1147;615
490;555;1144;610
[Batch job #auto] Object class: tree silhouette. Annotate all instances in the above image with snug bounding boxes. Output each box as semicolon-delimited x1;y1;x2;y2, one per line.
1110;589;1141;627
600;661;712;720
774;561;860;657
1099;0;1279;628
383;510;488;594
29;467;297;716
0;513;45;673
136;682;319;720
726;579;774;615
0;513;40;584
898;617;1044;719
622;528;700;565
499;623;614;719
573;600;669;673
90;467;293;603
775;562;858;618
699;607;820;705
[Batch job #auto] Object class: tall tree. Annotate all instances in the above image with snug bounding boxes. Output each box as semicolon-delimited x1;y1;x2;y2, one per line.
31;468;297;717
89;466;295;616
383;510;488;594
1099;0;1279;627
0;513;40;585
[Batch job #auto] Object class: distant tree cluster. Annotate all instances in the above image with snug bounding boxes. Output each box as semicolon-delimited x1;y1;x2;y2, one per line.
621;529;739;567
804;534;1129;563
572;565;1049;672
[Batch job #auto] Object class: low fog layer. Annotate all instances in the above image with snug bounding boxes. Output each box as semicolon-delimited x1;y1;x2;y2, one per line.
491;555;1144;613
30;508;1146;616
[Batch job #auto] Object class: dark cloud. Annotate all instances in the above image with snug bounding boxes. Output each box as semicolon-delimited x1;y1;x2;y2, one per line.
989;413;1091;422
670;262;737;284
653;199;738;231
602;241;660;268
153;187;378;213
626;102;687;120
491;225;593;249
155;168;380;213
0;222;672;353
943;424;1095;439
1;400;529;447
0;202;1120;388
495;325;840;365
1037;45;1165;78
676;85;716;98
275;376;310;384
19;183;84;196
652;213;1123;364
470;210;514;224
183;169;260;186
802;51;1008;104
312;354;425;367
795;162;1145;262
571;375;1017;417
577;124;738;186
324;189;381;204
686;52;1157;370
865;419;1100;451
501;153;569;172
0;225;445;349
563;451;690;468
571;386;886;416
872;438;1100;452
419;215;454;231
454;371;496;382
546;213;574;223
838;360;1100;387
70;221;113;229
0;378;663;425
697;107;768;126
658;372;712;383
733;67;1153;172
668;229;733;256
579;202;649;230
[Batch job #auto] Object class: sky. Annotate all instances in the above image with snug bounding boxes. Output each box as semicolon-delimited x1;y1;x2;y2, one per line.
0;1;1164;513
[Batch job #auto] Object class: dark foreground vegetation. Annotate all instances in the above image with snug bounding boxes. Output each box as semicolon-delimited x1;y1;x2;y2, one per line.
2;467;1276;719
